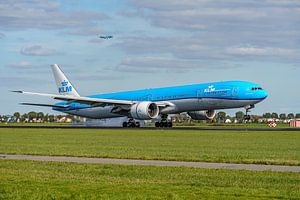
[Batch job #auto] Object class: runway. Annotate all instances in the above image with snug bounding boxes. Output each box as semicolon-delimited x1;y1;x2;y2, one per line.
1;154;299;172
0;125;300;131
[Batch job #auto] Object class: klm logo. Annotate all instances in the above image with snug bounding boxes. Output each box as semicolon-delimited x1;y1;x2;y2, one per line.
204;85;216;93
59;80;72;93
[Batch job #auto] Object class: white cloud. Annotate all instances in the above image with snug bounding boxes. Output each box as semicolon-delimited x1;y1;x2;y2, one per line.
20;45;58;56
116;56;232;73
119;1;300;63
7;61;33;69
0;0;108;35
226;47;296;57
64;27;104;36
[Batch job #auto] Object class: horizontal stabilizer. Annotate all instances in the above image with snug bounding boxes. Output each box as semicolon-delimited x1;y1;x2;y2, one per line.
20;103;69;108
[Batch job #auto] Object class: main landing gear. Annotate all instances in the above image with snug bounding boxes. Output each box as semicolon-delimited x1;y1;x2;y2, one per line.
244;104;255;121
122;118;140;128
155;115;173;128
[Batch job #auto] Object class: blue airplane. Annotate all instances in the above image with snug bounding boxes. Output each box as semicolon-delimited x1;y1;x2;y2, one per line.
99;35;113;39
14;64;268;127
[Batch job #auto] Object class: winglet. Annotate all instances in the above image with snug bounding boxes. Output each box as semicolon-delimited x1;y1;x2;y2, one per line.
51;64;80;97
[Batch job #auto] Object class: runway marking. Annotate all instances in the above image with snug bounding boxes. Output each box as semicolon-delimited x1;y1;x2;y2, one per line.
1;154;299;172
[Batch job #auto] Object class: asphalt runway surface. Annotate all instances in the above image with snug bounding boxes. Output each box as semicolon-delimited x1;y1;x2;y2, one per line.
0;125;300;131
1;154;299;172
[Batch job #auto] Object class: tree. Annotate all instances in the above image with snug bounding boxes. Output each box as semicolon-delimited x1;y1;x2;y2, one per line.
21;113;28;122
263;113;272;118
271;112;279;119
37;112;44;120
235;111;244;119
48;115;55;122
279;113;286;120
217;112;226;122
28;111;37;120
13;112;20;119
287;113;295;119
295;113;300;119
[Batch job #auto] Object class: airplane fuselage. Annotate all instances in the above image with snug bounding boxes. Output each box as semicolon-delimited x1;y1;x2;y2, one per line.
54;81;268;119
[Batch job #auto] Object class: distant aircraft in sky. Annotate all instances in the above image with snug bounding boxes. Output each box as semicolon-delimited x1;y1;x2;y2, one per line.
99;35;113;39
13;64;268;127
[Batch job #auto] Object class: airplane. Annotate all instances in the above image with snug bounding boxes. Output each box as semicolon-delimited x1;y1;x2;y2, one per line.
13;64;268;127
99;35;113;39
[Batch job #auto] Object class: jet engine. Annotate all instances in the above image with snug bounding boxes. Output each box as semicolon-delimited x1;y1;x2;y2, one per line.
188;110;216;120
130;102;159;120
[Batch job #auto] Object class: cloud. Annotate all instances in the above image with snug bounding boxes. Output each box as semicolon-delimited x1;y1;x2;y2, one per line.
116;57;233;73
226;46;297;57
118;1;300;64
0;0;108;35
128;1;300;35
64;27;104;36
7;61;33;69
20;45;58;56
0;76;52;88
6;61;50;74
116;35;299;64
0;32;5;39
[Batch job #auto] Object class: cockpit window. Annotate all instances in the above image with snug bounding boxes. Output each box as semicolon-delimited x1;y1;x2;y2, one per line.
251;87;263;91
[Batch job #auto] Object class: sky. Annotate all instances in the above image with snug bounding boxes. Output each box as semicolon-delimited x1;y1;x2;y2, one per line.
0;0;299;115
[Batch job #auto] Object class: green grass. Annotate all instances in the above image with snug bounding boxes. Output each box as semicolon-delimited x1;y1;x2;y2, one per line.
0;128;299;165
0;160;299;199
176;122;291;128
0;122;70;126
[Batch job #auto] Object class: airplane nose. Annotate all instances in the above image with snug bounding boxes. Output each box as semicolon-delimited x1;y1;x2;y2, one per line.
261;90;268;99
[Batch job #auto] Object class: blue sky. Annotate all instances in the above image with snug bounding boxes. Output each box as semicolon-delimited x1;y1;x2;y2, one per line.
0;0;300;115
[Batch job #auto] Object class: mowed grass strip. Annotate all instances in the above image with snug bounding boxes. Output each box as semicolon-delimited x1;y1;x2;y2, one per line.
0;160;299;200
0;128;299;165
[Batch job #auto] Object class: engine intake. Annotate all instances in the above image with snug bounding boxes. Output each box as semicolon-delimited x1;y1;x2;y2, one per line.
130;102;159;120
188;110;216;120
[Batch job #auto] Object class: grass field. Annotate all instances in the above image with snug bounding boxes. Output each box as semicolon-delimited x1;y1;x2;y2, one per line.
0;160;299;199
175;122;291;128
0;128;299;165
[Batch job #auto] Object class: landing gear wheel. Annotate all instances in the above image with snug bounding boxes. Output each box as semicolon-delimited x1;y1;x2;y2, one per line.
155;122;160;128
243;115;251;121
123;119;140;128
135;121;140;128
128;122;136;127
155;121;173;128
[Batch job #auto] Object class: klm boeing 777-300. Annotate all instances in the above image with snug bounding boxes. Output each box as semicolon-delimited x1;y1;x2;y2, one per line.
14;64;268;127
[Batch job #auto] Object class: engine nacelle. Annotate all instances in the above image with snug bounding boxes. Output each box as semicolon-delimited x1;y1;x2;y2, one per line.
188;110;216;120
130;102;159;120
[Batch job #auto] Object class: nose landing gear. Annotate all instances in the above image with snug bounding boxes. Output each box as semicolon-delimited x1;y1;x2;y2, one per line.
244;104;255;120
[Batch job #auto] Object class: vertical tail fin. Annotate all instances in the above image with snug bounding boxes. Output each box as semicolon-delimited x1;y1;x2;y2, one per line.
51;64;80;97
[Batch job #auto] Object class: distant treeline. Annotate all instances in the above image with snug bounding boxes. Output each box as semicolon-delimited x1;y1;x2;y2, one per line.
0;112;75;123
1;111;300;123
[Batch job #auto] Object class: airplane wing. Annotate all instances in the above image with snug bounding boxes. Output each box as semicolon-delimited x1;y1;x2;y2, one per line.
12;91;135;107
13;91;172;109
20;103;70;108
